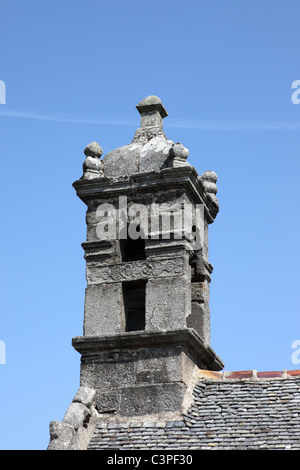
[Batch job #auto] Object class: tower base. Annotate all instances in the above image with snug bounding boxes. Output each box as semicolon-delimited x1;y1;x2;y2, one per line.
72;329;223;417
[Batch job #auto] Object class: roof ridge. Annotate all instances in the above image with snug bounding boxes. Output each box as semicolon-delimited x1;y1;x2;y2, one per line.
198;369;300;380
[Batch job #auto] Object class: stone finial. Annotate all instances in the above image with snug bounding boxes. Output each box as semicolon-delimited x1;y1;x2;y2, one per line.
136;95;168;118
82;142;104;180
84;142;103;158
136;95;168;131
199;171;218;195
170;143;190;167
198;171;219;214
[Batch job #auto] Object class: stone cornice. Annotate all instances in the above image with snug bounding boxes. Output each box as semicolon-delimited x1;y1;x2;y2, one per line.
72;328;224;371
73;167;218;224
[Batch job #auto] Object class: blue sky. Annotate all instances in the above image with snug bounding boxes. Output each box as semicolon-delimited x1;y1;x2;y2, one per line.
0;0;299;450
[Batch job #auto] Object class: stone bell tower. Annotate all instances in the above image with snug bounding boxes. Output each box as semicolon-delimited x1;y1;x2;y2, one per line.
48;96;224;450
71;95;223;415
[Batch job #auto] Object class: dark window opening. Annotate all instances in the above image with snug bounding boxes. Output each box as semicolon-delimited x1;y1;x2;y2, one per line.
123;281;146;332
120;225;146;262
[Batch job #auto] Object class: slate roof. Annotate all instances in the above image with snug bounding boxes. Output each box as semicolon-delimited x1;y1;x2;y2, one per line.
88;369;300;450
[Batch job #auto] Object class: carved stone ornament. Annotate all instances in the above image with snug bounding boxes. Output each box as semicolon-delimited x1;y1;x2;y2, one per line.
170;143;190;168
86;257;184;284
82;142;104;179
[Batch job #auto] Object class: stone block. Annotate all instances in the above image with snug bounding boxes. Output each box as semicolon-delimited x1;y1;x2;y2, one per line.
80;353;136;390
146;276;191;331
96;391;118;413
83;283;123;336
119;383;186;416
191;282;205;303
187;302;210;345
63;402;91;431
48;420;76;450
73;386;96;407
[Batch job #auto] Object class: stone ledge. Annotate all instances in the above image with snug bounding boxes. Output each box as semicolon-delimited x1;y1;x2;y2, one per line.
72;328;224;371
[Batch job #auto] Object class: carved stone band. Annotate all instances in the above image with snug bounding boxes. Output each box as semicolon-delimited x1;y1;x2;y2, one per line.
86;257;184;284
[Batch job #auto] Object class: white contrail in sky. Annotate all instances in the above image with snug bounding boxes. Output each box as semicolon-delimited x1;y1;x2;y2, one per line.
0;108;136;126
0;108;299;131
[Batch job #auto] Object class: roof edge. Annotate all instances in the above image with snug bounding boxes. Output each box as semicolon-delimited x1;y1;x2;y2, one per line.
198;368;300;381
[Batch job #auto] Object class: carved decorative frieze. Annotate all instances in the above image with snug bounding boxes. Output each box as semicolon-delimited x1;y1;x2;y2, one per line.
86;257;183;284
